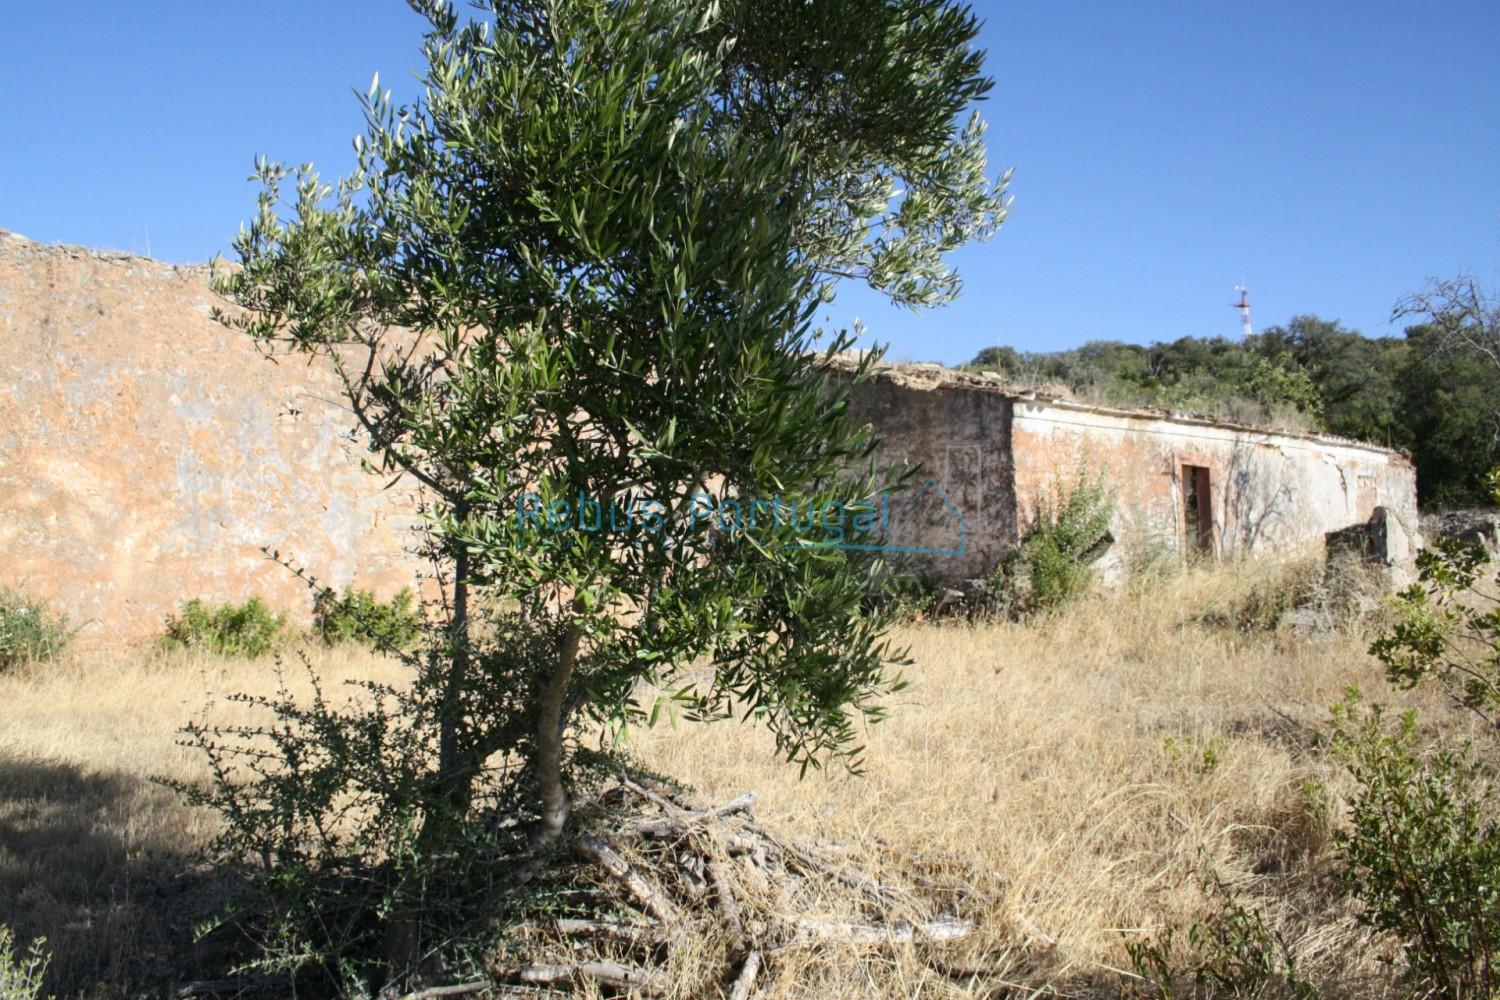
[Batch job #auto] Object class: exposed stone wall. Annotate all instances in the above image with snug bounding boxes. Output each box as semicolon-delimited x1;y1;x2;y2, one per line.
0;232;421;642
0;234;1421;638
843;367;1014;582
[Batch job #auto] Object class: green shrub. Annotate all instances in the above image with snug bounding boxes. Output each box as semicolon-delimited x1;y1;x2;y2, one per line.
1163;734;1228;776
0;589;69;672
166;612;624;987
0;925;52;1000
979;469;1115;618
1371;538;1499;729
312;586;421;650
1330;692;1500;997
1123;870;1317;999
161;597;288;658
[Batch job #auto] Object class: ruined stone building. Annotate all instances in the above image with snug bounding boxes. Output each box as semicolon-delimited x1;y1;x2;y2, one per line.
842;361;1418;586
0;231;1418;640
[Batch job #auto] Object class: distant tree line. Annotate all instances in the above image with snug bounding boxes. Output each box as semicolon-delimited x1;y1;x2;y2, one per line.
967;278;1500;508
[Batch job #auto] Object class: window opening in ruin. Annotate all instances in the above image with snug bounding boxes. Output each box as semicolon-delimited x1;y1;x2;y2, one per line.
1182;464;1214;557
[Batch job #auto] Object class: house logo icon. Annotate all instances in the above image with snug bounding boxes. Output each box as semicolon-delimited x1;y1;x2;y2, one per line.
874;477;967;556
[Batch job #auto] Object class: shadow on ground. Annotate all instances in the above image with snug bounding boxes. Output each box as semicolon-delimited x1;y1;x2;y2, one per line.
0;754;244;998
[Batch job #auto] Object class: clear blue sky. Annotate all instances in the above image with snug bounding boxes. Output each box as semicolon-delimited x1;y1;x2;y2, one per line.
3;2;1497;365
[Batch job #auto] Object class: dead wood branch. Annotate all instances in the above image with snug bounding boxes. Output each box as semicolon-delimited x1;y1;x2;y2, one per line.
708;858;747;954
517;961;669;995
787;915;976;947
176;978;290;998
574;832;681;925
554;917;667;950
728;950;762;1000
625;791;757;837
505;781;1000;996
779;839;896;906
392;982;491;1000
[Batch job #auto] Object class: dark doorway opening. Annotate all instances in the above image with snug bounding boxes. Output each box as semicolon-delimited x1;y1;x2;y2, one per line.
1183;464;1214;557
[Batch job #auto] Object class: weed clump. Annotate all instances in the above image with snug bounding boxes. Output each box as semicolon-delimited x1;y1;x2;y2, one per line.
312;586;420;651
979;469;1115;618
160;597;287;658
1124;872;1316;1000
1192;559;1324;633
0;589;69;672
0;924;52;1000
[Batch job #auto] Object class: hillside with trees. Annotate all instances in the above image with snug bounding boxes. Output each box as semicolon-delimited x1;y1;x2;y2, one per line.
967;280;1500;507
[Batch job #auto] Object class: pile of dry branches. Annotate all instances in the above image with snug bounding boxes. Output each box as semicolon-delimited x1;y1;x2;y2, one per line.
458;776;999;999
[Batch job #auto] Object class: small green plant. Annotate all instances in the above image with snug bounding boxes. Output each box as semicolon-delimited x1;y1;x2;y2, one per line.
980;469;1115;618
1486;465;1500;506
312;586;421;650
161;597;288;658
1123;870;1316;999
1330;691;1500;997
1163;734;1228;776
0;589;69;672
0;925;52;1000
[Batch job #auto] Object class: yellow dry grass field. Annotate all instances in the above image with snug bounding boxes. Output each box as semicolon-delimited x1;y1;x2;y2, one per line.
0;561;1471;997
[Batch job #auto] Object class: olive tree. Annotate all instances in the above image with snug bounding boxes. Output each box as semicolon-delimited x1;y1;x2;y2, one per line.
202;0;1005;977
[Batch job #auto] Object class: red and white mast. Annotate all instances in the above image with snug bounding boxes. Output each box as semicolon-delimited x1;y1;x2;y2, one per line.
1232;283;1253;339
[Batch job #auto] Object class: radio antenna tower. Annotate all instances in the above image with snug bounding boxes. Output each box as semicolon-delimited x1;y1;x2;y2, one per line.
1232;283;1253;339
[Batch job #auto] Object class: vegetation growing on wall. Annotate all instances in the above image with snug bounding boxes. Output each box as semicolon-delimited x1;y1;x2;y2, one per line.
978;469;1116;618
969;285;1500;507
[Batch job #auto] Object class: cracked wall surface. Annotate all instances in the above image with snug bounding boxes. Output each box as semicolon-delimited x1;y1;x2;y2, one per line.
1;233;1421;637
0;231;421;642
839;362;1418;585
1008;398;1419;575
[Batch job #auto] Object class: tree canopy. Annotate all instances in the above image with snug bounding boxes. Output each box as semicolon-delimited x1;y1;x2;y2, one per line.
202;0;1007;983
969;298;1500;508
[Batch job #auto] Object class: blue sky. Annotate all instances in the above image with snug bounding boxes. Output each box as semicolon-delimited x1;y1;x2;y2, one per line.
3;2;1496;364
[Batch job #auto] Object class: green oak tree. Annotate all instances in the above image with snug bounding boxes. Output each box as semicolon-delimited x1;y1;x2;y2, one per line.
1396;276;1500;506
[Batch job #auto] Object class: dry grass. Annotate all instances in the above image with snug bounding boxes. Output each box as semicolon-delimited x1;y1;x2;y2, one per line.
0;560;1469;997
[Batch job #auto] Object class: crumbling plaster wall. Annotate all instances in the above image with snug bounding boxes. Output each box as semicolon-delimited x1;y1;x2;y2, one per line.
1008;398;1420;567
835;363;1418;585
0;232;421;642
0;233;1423;638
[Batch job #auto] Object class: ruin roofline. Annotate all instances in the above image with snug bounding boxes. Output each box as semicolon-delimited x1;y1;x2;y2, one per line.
0;227;1411;466
0;227;217;276
819;353;1415;465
